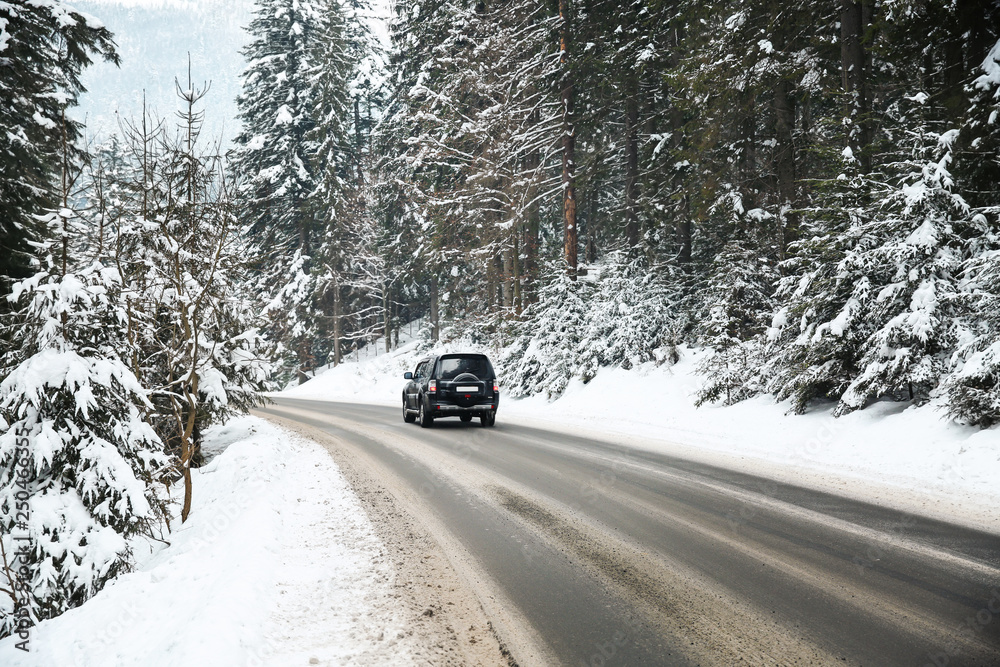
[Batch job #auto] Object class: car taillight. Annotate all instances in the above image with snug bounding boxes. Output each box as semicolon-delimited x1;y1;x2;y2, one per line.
493;380;499;393
429;380;437;394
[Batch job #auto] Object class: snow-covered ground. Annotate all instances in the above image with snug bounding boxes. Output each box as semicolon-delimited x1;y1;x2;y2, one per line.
0;416;411;666
3;333;995;664
282;334;1000;535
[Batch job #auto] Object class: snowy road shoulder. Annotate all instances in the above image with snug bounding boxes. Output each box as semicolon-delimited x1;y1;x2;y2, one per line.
0;416;412;667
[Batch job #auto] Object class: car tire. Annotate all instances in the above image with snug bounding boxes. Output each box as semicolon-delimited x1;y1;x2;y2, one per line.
480;410;496;427
419;400;434;428
460;415;472;423
403;398;416;423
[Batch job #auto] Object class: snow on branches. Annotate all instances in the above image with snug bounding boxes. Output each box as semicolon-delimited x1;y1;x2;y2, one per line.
0;256;169;637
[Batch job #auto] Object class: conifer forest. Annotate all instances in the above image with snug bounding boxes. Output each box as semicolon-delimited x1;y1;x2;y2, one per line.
3;0;1000;639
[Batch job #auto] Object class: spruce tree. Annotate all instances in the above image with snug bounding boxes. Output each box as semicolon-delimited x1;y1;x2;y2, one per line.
942;36;1000;427
233;0;323;380
498;266;591;398
0;162;168;638
0;2;118;303
696;237;777;406
235;0;371;380
760;100;976;414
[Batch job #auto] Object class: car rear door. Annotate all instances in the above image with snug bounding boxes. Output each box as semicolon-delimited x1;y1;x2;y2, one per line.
438;355;488;406
406;360;426;409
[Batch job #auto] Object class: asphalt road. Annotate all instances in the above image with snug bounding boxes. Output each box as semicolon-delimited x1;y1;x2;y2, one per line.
258;397;1000;667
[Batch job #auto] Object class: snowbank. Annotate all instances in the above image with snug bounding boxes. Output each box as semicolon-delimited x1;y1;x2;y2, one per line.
280;320;491;406
0;416;408;666
278;340;1000;533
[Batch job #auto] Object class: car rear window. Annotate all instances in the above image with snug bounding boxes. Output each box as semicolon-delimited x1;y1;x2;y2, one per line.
437;355;494;380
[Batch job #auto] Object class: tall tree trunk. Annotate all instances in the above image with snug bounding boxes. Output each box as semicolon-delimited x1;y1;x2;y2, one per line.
429;276;439;341
559;0;577;275
493;254;504;308
332;276;342;366
739;91;757;211
585;188;598;263
512;226;522;314
354;97;364;186
392;298;399;349
523;127;541;303
384;283;391;353
774;77;798;258
59;107;70;279
502;244;514;308
677;195;692;265
840;0;873;173
624;72;640;250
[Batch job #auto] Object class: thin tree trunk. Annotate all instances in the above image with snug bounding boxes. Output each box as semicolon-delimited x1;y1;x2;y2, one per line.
180;369;200;523
840;0;873;172
559;0;577;275
502;244;514;308
671;80;692;264
585;189;598;263
512;225;522;314
384;284;391;353
354;97;364;186
390;298;397;350
332;275;342;366
523;132;541;304
774;77;798;258
739;92;757;210
677;195;692;265
59;107;69;279
493;254;504;308
429;276;439;341
624;73;640;250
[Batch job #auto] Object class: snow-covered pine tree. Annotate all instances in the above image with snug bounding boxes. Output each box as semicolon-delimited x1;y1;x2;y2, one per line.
0;147;168;637
0;1;118;301
92;76;273;522
945;236;1000;427
667;0;831;268
696;221;778;406
375;0;564;327
497;265;591;398
942;37;1000;427
576;252;683;383
304;0;380;367
233;0;325;381
0;255;170;637
761;98;977;415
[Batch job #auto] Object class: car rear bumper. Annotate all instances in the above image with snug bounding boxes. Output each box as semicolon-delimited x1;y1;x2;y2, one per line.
430;401;497;416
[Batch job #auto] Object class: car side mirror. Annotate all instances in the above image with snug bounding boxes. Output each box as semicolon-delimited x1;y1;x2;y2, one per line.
404;372;413;380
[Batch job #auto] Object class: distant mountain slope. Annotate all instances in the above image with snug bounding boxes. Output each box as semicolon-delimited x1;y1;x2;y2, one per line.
73;0;251;149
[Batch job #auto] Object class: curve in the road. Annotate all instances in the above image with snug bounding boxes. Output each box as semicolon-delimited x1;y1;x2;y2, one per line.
258;398;1000;667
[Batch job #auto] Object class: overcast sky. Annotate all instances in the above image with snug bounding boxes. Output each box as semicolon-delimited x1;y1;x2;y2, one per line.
73;0;391;151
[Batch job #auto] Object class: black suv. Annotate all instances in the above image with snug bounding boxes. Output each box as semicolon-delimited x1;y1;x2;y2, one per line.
403;353;499;427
